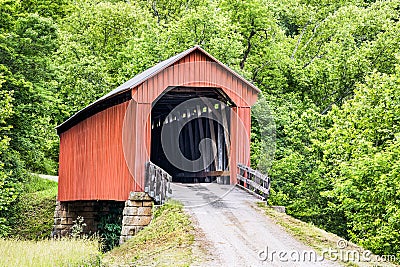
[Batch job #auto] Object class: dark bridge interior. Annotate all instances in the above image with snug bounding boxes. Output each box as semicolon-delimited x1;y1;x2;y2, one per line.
150;87;231;183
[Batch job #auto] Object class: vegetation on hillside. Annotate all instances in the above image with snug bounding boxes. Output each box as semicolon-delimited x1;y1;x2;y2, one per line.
0;0;399;258
7;175;58;239
0;197;195;266
103;201;196;266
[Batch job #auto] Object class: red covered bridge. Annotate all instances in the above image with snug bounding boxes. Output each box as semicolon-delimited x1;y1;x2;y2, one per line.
53;46;266;239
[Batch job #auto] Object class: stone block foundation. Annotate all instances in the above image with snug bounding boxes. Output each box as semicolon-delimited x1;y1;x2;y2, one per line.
52;200;124;237
52;193;154;244
119;192;154;244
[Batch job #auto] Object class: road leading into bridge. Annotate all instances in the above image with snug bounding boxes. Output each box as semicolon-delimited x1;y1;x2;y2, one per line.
170;183;341;267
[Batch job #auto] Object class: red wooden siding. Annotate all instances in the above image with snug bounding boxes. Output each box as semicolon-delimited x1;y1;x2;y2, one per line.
58;101;135;201
133;50;258;107
229;107;251;184
58;47;258;201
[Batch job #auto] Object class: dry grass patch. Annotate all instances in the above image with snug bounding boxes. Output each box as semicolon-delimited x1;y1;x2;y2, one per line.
0;238;101;267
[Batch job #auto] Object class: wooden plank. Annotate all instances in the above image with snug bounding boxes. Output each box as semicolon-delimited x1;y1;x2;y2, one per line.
196;105;206;172
208;116;217;172
217;120;223;171
186;109;195;170
204;115;210;174
237;174;269;195
238;164;270;183
237;163;271;200
176;171;230;178
176;111;184;170
221;104;231;169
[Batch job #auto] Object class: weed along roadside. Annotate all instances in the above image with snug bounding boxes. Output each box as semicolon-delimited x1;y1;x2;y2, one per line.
102;200;198;266
0;173;198;266
255;202;399;267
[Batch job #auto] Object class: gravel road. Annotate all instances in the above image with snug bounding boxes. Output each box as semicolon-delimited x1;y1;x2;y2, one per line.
170;183;342;267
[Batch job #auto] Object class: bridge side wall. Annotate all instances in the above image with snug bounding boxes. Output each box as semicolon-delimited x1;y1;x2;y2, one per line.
58;101;137;201
52;193;154;245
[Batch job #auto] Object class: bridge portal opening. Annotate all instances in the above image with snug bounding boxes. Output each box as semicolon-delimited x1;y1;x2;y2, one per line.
150;87;232;184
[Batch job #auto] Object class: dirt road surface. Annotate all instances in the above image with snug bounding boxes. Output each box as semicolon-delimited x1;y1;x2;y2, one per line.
170;183;341;267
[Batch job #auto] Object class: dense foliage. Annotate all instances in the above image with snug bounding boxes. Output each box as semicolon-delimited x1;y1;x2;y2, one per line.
0;0;399;258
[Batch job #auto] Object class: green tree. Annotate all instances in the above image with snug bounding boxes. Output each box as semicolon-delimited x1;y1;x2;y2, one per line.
322;66;400;256
55;0;157;118
19;0;72;19
3;14;59;173
0;74;16;235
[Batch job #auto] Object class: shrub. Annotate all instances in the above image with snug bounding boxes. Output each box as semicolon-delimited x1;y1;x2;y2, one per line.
97;205;123;252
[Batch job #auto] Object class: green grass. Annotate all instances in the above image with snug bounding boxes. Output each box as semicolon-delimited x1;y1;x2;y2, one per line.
24;174;58;193
102;200;196;267
256;202;399;267
8;175;58;240
0;238;101;267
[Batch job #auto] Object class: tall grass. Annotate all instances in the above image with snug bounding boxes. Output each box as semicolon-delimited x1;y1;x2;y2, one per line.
0;238;101;267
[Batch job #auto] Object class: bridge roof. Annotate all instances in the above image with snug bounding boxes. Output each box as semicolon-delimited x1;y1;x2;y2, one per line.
57;46;260;134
